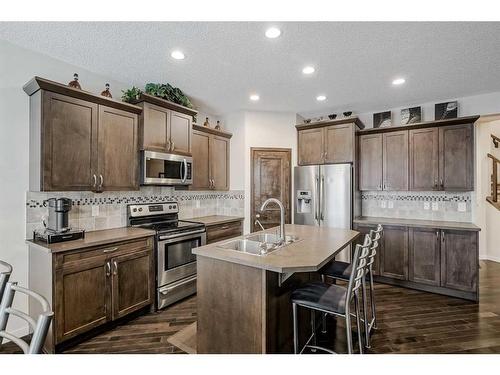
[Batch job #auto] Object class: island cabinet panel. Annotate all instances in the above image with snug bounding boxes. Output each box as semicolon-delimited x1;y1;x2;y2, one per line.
359;134;383;190
98;105;139;191
191;130;211;190
409;128;439;190
382;130;409;190
409;227;441;286
439;124;474;191
41;92;98;191
324;124;355;164
141;102;169;151
298;128;324;165
379;226;408;280
440;229;478;293
169;111;192;154
211;135;230;190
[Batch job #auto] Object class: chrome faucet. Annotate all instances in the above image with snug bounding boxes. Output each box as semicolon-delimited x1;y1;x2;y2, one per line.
259;198;285;245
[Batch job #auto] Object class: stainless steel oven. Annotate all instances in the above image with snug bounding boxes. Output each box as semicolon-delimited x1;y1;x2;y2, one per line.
142;150;192;186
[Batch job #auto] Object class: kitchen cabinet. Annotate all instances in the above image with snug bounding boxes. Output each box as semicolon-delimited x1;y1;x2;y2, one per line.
24;77;142;192
205;219;244;244
191;125;232;191
359;134;383;190
409;227;440;286
136;93;196;156
296;118;364;166
379;225;408;280
409;128;439;190
382;130;409;190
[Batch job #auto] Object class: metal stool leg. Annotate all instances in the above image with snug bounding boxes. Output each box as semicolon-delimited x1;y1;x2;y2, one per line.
292;303;299;354
345;307;353;354
354;293;364;354
361;276;370;348
369;271;377;330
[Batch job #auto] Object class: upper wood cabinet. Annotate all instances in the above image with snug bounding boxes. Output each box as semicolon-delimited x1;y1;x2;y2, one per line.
191;125;232;191
135;93;196;156
24;77;142;192
409;128;439;190
383;130;409;190
296;118;364;166
359;134;383;190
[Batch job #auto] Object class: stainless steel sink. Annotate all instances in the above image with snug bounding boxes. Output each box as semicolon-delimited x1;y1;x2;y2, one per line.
246;233;299;245
218;239;268;255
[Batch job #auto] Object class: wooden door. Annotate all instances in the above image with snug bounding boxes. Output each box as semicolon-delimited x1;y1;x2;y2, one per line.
191;130;211;190
379;226;408;280
359;134;383;190
54;257;110;343
251;148;291;232
42;92;98;191
353;223;380;275
141;103;169;152
409;128;439;190
211;135;230;190
440;230;478;292
298;128;324;165
439;124;474;191
111;248;153;320
98;105;139;191
169;111;192;155
409;227;440;286
324;124;354;163
383;130;409;190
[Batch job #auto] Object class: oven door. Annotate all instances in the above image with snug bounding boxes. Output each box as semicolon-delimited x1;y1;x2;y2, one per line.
157;229;206;287
142;150;193;185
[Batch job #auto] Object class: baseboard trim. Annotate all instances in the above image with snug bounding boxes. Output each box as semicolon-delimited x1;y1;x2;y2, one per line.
480;255;500;263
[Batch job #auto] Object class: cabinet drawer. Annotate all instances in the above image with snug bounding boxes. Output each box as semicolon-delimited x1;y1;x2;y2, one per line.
206;221;243;244
55;237;153;269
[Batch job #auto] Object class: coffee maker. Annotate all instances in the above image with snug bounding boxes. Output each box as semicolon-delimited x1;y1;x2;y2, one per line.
34;197;85;244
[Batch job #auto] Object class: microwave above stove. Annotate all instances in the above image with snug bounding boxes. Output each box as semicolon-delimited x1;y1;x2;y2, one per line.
141;150;192;186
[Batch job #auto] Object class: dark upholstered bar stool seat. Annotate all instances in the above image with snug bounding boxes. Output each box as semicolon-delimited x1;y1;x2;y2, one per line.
320;261;351;280
291;281;347;314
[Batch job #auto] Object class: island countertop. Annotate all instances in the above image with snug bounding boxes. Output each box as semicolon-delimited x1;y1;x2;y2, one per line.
192;224;360;273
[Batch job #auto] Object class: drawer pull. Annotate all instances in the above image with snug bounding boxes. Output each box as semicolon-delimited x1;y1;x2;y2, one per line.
103;247;119;253
220;225;230;230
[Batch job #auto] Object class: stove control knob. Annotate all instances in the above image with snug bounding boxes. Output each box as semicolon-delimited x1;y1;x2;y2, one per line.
133;208;137;212
169;205;172;209
138;208;143;212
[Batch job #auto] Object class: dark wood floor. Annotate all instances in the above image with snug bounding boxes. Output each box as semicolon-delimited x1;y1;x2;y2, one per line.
2;260;499;354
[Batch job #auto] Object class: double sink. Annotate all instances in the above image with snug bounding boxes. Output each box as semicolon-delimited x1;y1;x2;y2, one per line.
218;233;300;256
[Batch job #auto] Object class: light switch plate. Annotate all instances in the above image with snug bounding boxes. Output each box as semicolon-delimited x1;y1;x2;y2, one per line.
458;202;467;212
388;201;394;209
380;200;387;209
92;205;99;217
432;202;439;211
423;202;430;210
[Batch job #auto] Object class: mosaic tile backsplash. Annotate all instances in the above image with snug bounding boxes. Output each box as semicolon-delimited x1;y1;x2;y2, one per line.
26;187;244;238
361;191;473;222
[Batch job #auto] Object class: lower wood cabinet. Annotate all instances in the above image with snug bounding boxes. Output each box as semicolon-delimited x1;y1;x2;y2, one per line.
409;227;441;286
206;219;244;244
379;225;408;280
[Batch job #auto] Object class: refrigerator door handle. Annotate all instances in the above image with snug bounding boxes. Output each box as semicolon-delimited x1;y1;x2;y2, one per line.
315;175;320;224
321;175;325;221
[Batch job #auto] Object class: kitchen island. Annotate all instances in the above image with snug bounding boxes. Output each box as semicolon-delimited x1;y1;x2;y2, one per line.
192;224;359;354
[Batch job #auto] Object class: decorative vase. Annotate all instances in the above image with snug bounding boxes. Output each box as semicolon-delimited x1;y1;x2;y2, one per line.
343;111;353;117
101;83;112;98
215;120;221;130
203;117;210;127
68;73;81;90
328;114;337;120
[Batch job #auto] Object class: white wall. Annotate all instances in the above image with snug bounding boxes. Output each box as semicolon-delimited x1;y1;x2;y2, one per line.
224;111;297;233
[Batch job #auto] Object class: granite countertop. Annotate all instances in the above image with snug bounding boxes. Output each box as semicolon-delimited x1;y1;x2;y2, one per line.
186;215;244;226
354;216;481;232
27;227;156;253
192;224;360;273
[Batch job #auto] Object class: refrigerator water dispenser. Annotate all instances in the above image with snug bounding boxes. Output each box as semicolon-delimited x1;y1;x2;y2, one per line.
296;190;312;213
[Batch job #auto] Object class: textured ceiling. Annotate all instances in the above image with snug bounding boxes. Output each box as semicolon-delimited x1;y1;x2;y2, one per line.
1;22;500;116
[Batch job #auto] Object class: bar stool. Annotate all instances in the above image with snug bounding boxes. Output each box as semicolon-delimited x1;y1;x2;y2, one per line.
0;281;53;354
0;260;12;302
290;235;372;354
320;224;383;348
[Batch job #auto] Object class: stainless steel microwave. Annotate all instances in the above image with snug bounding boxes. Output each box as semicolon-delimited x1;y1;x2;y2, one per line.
141;151;192;186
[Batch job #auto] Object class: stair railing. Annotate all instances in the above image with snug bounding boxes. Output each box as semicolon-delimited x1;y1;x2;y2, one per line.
492;134;500;148
487;153;499;203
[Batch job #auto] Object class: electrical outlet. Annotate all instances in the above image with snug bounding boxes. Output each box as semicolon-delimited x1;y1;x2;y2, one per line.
196;201;201;208
423;202;430;210
92;205;99;217
380;200;387;209
388;201;394;209
458;202;467;212
432;202;439;211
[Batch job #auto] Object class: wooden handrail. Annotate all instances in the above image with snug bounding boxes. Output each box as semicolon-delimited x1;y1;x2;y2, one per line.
492;134;500;148
487;153;500;164
488;153;499;202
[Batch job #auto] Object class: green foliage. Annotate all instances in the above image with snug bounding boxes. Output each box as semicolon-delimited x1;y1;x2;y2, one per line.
144;83;194;109
121;86;143;103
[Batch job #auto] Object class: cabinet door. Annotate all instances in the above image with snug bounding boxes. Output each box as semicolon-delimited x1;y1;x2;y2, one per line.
191;130;211;190
98;105;139;191
409;128;439;190
142;103;169;152
42;92;98;191
383;130;408;190
439;124;474;191
54;257;110;343
169;111;192;155
359;134;383;190
409;227;440;286
353;224;380;275
206;220;244;244
111;248;153;320
440;230;478;292
211;135;230;190
380;226;408;280
298;128;324;165
324;124;354;163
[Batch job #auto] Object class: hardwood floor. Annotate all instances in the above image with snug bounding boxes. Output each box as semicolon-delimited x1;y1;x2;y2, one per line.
1;261;499;354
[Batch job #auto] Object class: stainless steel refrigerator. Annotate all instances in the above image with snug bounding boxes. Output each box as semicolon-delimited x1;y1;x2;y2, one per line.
294;164;353;262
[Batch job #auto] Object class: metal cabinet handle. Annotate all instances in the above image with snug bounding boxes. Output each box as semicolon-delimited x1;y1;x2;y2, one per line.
441;230;445;245
106;262;111;277
103;247;118;253
436;230;439;242
112;261;118;276
166;139;171;151
434;179;438;190
92;174;97;188
98;174;103;190
440;178;444;190
171;141;175;151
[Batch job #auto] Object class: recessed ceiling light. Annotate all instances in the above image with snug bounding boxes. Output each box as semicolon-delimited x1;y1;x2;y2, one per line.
265;27;281;39
392;78;406;85
316;95;326;102
250;94;260;101
302;66;315;75
171;50;185;60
